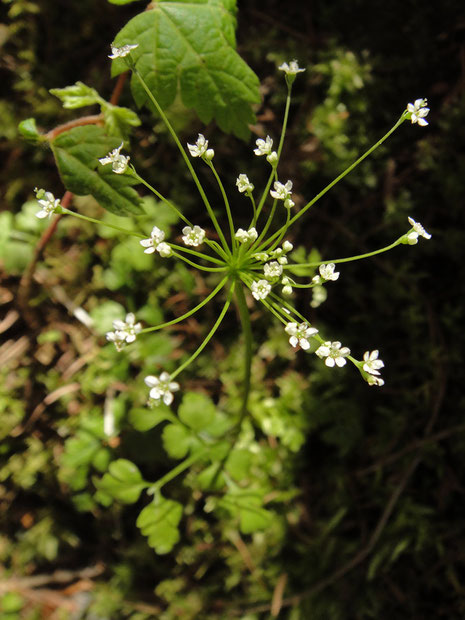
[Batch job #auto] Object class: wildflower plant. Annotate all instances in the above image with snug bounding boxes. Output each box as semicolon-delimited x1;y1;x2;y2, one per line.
28;40;432;555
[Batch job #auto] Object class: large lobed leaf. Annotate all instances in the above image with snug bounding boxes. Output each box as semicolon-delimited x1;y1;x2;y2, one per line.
111;0;260;139
51;126;143;216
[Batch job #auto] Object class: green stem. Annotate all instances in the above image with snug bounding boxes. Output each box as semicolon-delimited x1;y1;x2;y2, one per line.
208;240;230;262
132;171;192;226
276;84;293;161
171;250;227;272
252;84;293;228
208;282;253;489
168;243;225;265
283;238;402;271
151;448;210;492
262;115;407;250
141;277;228;334
234;283;253;420
60;207;144;237
170;281;235;380
131;66;231;255
208;160;236;250
254;198;278;247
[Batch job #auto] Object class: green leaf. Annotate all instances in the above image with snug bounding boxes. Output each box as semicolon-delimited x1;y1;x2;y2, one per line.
112;0;260;139
1;592;24;613
92;447;112;473
136;495;183;554
89;300;126;335
129;406;170;432
178;392;216;432
96;458;146;504
18;117;41;143
103;105;141;141
220;490;273;534
162;424;191;459
195;463;225;491
108;0;142;4
225;449;252;481
51;125;143;216
50;81;101;109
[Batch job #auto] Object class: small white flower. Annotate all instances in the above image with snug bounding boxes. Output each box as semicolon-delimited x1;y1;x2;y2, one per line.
316;341;351;368
99;143;130;174
236;174;254;193
310;285;327;308
319;263;340;281
407;98;429;126
363;350;385;376
235;227;258;244
406;216;432;244
270;180;294;207
266;151;278;165
105;330;127;352
145;372;179;407
111;312;142;344
187;134;213;159
264;261;283;279
108;44;139;59
140;226;165;254
285;322;318;350
235;228;250;244
282;240;293;253
107;312;142;350
281;277;293;296
182;225;206;247
251;279;272;300
367;374;385;387
253;252;269;262
140;227;172;257
157;242;172;257
254;136;273;156
35;189;60;219
247;227;258;242
278;60;306;75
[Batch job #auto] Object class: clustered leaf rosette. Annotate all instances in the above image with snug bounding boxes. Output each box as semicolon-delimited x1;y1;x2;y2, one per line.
106;312;142;351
